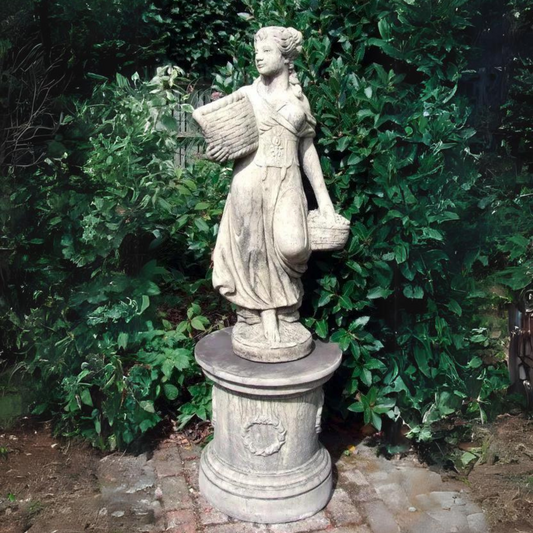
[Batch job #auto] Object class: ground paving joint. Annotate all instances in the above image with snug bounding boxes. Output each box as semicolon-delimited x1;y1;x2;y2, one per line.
149;436;489;533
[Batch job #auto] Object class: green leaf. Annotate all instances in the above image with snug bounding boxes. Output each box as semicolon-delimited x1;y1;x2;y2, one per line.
367;287;393;300
371;411;382;431
447;299;462;316
348;402;364;413
337;136;351;152
164;384;179;400
353;316;370;329
160;114;178;130
413;343;431;377
118;332;129;350
467;356;483;369
191;317;206;331
140;295;150;314
403;285;424;299
139;401;155;413
317;292;332;307
80;388;93;407
360;368;372;387
315;320;328;339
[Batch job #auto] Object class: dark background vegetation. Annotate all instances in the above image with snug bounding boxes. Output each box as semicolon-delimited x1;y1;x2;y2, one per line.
0;0;532;458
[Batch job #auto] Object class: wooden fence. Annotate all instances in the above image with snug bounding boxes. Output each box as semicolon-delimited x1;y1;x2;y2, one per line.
175;87;211;167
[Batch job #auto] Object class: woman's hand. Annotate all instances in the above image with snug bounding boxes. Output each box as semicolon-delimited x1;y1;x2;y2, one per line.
319;201;336;223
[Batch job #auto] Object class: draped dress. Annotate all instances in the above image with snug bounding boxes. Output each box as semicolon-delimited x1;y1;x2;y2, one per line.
212;79;317;315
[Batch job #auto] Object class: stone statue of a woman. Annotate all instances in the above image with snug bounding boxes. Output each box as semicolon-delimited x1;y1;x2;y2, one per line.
193;26;348;362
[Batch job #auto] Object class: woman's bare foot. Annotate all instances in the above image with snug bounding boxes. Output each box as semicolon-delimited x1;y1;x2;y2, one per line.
261;309;281;344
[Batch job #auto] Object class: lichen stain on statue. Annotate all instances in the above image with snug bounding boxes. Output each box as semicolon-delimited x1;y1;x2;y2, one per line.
193;26;349;363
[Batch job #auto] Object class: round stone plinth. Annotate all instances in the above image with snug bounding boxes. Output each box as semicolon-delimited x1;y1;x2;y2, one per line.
195;328;342;396
195;328;342;524
199;444;333;523
232;320;313;363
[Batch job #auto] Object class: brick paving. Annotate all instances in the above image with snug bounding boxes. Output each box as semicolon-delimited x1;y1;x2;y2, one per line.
143;435;490;533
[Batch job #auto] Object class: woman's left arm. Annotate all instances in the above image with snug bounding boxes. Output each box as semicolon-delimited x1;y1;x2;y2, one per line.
299;137;336;220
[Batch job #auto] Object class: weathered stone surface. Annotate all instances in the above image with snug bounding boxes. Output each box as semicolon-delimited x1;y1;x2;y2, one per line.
195;328;342;395
467;512;489;533
328;488;364;526
179;446;200;462
350;485;379;503
333;525;373;533
342;469;370;486
270;511;331;532
166;509;197;533
151;447;182;478
398;467;443;499
374;483;411;512
159;476;193;510
196;495;230;526
429;491;465;510
362;501;400;533
406;513;448;533
206;523;269;533
427;510;469;531
196;330;340;523
192;26;347;362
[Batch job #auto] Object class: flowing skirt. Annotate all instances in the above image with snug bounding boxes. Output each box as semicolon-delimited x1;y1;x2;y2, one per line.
212;161;310;311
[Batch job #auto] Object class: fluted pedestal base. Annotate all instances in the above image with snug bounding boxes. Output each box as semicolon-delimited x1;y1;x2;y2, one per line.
195;328;342;524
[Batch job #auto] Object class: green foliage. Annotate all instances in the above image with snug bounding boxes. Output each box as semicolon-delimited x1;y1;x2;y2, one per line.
2;0;530;451
214;0;510;438
2;67;230;448
144;0;248;77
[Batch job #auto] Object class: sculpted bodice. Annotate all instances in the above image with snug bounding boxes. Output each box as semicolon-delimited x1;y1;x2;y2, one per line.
242;80;316;169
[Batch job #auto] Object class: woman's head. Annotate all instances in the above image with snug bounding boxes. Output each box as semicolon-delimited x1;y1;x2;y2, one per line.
254;26;303;98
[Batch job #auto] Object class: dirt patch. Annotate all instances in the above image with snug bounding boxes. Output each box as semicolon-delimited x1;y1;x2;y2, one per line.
0;417;160;533
464;414;533;532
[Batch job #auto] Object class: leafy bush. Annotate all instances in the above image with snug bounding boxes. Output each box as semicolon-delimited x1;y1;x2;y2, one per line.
2;67;231;448
214;0;510;438
2;0;530;451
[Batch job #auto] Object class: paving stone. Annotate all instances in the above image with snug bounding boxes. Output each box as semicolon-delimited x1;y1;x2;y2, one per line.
166;509;197;533
413;493;434;512
365;471;389;484
342;469;370;486
429;491;466;510
362;501;400;533
151;447;183;478
406;513;448;533
183;459;200;474
427;510;469;532
467;512;489;533
160;475;193;510
327;488;364;526
350;485;379;503
398;467;444;499
464;501;483;515
332;527;373;533
151;500;164;524
196;495;230;526
374;483;411;512
270;510;331;532
206;523;269;532
185;473;200;494
179;445;200;461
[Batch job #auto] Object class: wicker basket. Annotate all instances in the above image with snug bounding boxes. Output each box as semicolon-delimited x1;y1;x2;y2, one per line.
307;210;350;252
192;91;259;162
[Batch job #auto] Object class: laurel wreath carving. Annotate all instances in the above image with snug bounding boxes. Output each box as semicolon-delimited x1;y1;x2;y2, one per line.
242;414;287;457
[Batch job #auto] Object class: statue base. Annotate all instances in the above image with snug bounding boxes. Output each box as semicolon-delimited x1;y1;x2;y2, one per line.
232;320;313;362
195;328;342;524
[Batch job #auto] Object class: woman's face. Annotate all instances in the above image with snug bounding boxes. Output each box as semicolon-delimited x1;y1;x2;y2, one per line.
255;38;285;77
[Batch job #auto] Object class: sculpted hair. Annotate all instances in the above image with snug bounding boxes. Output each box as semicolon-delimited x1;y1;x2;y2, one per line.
254;26;304;99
